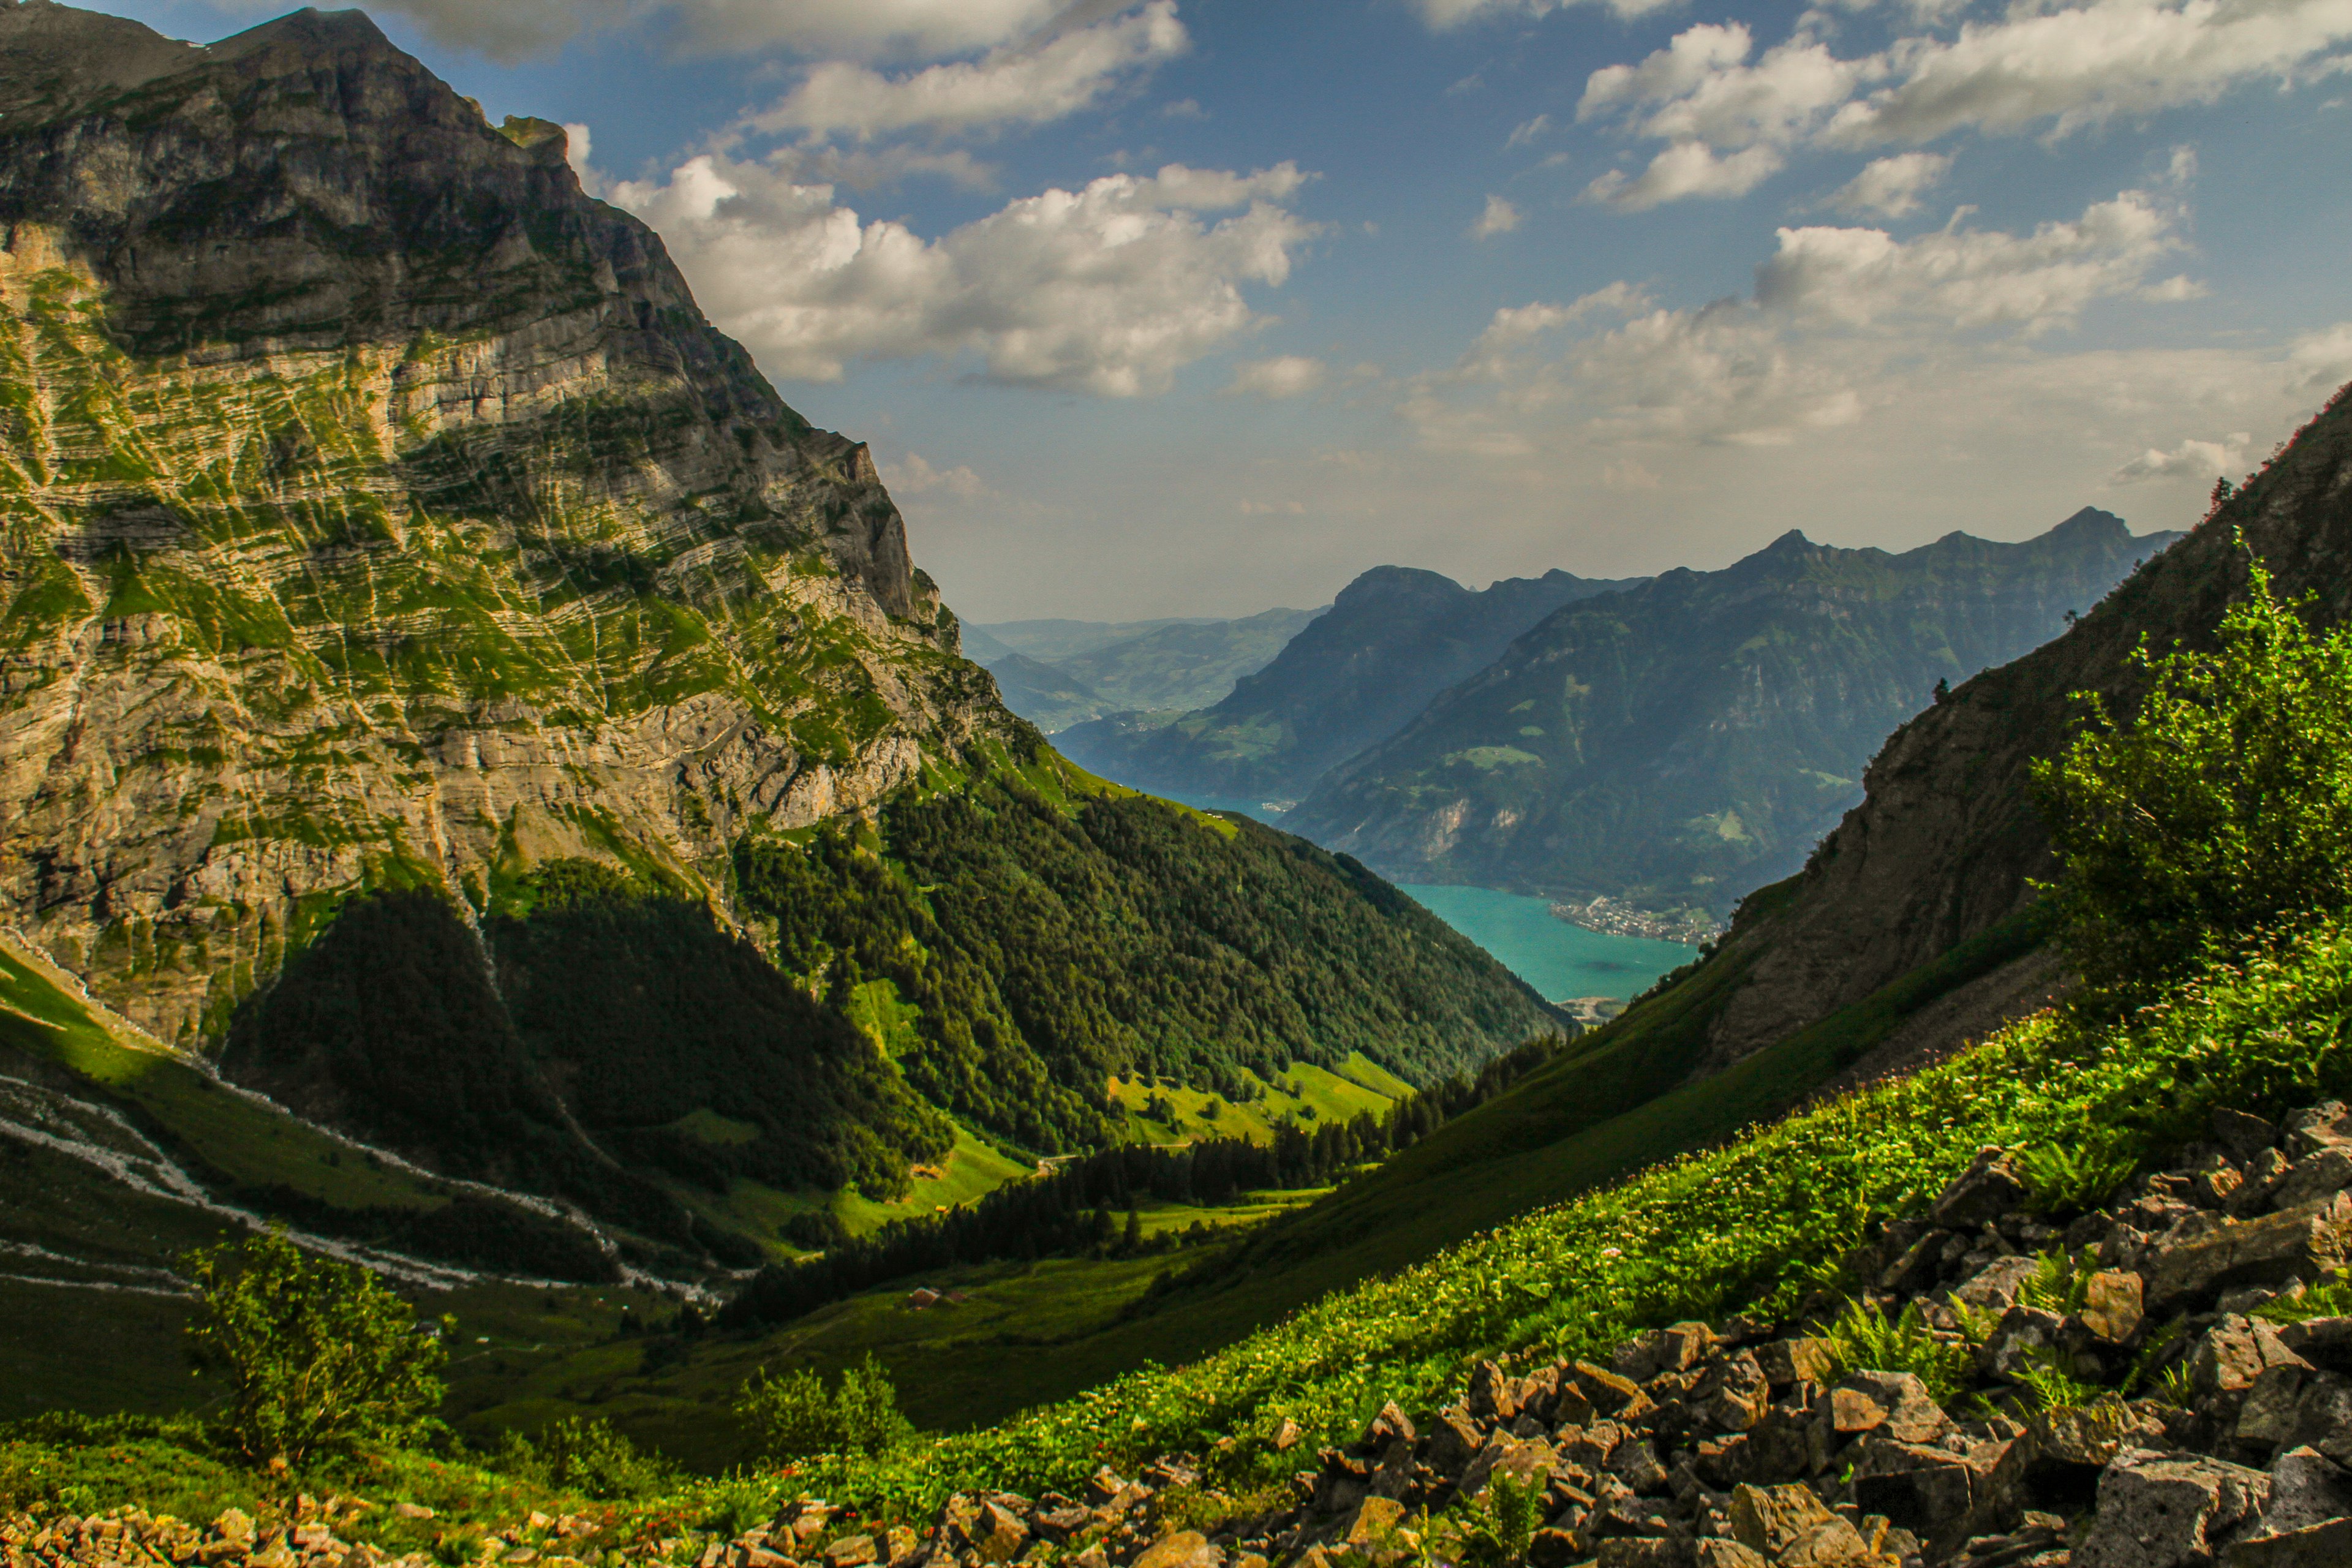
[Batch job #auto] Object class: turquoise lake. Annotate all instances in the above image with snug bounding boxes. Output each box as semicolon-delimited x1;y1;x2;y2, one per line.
1161;793;1694;1003
1396;883;1697;1004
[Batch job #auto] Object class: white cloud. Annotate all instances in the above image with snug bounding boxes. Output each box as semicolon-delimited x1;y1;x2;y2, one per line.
1828;151;1952;217
882;452;989;496
2288;322;2352;390
1585;143;1786;209
1223;356;1329;398
1506;114;1553;148
1470;195;1525;238
753;2;1186;139
605;156;1316;394
2109;433;2250;483
1754;189;2190;334
1573;0;2352;207
1406;183;2197;451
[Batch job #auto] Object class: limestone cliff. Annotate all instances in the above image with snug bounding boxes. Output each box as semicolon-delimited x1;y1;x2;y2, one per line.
0;2;1009;1044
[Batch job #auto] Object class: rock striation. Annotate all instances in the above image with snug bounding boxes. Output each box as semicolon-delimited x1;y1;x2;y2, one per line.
0;2;1001;1042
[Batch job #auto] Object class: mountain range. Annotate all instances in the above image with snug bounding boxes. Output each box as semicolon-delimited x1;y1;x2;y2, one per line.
962;607;1322;733
1055;565;1644;804
0;1;1551;1289
1289;510;2179;925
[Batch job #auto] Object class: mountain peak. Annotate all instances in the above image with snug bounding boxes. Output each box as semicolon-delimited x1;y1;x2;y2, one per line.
2049;505;2130;538
1762;528;1815;554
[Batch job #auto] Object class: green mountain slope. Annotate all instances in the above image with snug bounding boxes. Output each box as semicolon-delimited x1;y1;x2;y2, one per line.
1057;566;1643;803
1290;510;2179;922
0;3;1555;1280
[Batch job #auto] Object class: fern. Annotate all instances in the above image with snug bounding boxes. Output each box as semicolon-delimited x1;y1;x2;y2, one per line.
2013;1139;2139;1216
1822;1300;1974;1405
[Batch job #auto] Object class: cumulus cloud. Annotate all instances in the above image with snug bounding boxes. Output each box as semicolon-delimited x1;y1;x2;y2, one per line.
2109;433;2250;483
881;452;989;496
1574;0;2352;208
2288;322;2352;390
1223;356;1329;398
1506;114;1554;148
1470;195;1525;238
1406;183;2196;450
604;156;1316;393
1828;151;1952;217
753;2;1186;139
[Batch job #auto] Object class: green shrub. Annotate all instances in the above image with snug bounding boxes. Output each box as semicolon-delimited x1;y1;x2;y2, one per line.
1452;1472;1541;1568
183;1230;450;1466
495;1417;673;1500
736;1355;914;1461
2013;1138;2141;1216
1820;1300;1972;1404
2032;552;2352;1006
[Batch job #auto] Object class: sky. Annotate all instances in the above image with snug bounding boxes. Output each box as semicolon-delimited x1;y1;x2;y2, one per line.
87;0;2352;620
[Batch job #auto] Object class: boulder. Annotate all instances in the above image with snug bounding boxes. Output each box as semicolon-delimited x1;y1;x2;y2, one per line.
2272;1150;2352;1214
2283;1371;2352;1464
2239;1365;2313;1449
2192;1317;2312;1421
2282;1104;2352;1160
2276;1316;2352;1374
1951;1257;2040;1313
1688;1354;1771;1435
1931;1148;2029;1228
2143;1196;2352;1313
822;1539;876;1568
1831;1372;1954;1446
1606;1439;1670;1496
1575;1362;1657;1420
1468;1362;1521;1425
2075;1449;2271;1568
1363;1402;1414;1450
1980;1306;2068;1383
2080;1271;2147;1344
2225;1517;2352;1566
1725;1484;1841;1559
1424;1409;1486;1475
2215;1110;2281;1163
1131;1532;1223;1568
1756;1339;1839;1389
1850;1439;1978;1553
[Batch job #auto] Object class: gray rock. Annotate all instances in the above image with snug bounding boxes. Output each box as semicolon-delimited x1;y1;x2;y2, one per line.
1755;1338;1838;1389
2271;1150;2352;1214
2224;1517;2352;1566
1831;1371;1953;1446
2076;1448;2271;1568
1851;1439;1978;1555
2239;1365;2313;1449
1687;1354;1771;1435
2215;1110;2281;1163
2283;1105;2352;1161
2284;1371;2352;1464
1953;1256;2042;1312
2277;1316;2352;1374
2144;1196;2352;1313
1932;1149;2030;1229
2258;1445;2352;1534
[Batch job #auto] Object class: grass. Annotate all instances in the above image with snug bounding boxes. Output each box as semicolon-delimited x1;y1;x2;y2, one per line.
1107;1056;1403;1145
710;912;2352;1526
0;943;448;1213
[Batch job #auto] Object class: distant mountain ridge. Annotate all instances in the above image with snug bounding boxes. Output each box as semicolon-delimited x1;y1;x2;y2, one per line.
1057;566;1646;802
967;608;1324;731
1289;510;2180;921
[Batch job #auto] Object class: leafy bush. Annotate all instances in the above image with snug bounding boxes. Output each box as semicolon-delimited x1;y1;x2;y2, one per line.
1820;1300;1972;1404
735;1355;915;1461
2255;1272;2352;1325
2013;1139;2139;1217
1451;1472;1542;1568
183;1230;450;1466
494;1418;673;1501
2017;1250;2097;1317
2032;552;2352;1006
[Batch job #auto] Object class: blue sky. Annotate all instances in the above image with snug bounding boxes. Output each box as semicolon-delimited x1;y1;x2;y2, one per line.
90;0;2352;619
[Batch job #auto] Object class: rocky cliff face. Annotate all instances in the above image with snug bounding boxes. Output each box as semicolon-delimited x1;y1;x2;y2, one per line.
1698;387;2352;1071
1288;511;2177;924
0;2;1007;1044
